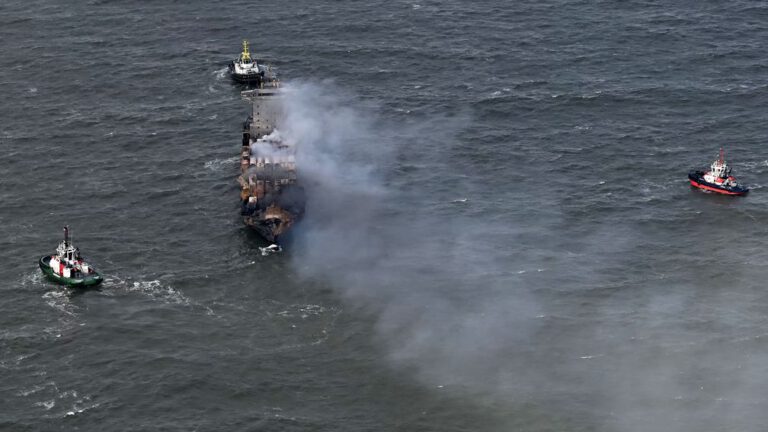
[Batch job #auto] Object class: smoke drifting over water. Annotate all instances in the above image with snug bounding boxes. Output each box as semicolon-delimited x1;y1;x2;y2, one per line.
5;0;768;429
279;81;768;430
281;81;542;393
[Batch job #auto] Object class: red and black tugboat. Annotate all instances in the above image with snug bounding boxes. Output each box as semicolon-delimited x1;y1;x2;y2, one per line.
688;148;749;196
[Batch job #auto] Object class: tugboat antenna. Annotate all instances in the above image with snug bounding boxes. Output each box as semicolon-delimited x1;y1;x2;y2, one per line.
241;40;251;62
719;147;725;164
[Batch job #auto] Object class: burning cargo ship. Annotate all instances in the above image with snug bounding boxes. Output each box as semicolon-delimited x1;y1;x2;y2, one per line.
239;78;305;243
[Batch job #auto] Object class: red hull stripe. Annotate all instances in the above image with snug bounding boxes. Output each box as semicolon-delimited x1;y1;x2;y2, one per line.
689;179;744;195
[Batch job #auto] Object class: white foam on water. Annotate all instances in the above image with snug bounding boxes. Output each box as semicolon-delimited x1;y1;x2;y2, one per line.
204;156;238;171
517;268;545;275
59;389;78;398
105;276;215;315
35;399;55;410
274;303;330;319
42;290;78;318
298;304;327;318
19;270;44;287
62;401;100;418
214;66;228;79
128;280;191;306
24;381;93;416
14;352;35;365
32;385;100;418
267;303;343;351
259;244;282;256
17;382;49;397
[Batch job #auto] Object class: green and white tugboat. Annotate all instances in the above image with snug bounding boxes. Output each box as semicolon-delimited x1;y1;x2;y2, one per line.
39;226;103;288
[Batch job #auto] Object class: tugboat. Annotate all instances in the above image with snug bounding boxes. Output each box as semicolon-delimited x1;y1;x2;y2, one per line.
38;226;103;288
688;148;749;196
228;40;264;85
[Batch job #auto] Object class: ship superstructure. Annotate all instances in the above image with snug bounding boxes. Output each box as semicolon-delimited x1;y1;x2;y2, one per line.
239;78;304;243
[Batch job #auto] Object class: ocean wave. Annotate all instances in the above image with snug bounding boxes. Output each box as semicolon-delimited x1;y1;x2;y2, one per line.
120;278;188;305
275;303;333;319
213;66;228;80
63;400;100;418
41;290;79;318
35;399;55;410
259;302;343;351
17;382;52;397
204;156;238;171
18;270;44;287
104;276;214;315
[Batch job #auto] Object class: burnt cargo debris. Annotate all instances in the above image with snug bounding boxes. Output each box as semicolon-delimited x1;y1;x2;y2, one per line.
239;81;305;243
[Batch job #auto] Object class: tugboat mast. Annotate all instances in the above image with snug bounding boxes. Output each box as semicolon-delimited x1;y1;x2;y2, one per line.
241;40;251;62
64;225;69;247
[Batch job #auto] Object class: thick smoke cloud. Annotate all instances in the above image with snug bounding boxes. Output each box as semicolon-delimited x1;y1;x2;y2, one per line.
277;81;768;431
280;81;542;392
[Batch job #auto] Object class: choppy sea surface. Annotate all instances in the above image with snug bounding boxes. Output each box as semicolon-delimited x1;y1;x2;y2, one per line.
3;1;768;431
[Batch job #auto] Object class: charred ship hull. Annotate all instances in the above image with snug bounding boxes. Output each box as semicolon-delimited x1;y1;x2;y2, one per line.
239;85;304;243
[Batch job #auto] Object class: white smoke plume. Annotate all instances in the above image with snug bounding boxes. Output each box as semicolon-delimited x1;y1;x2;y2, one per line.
276;81;768;431
279;81;542;394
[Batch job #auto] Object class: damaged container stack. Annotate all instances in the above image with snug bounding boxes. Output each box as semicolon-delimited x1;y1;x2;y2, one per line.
239;78;305;243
